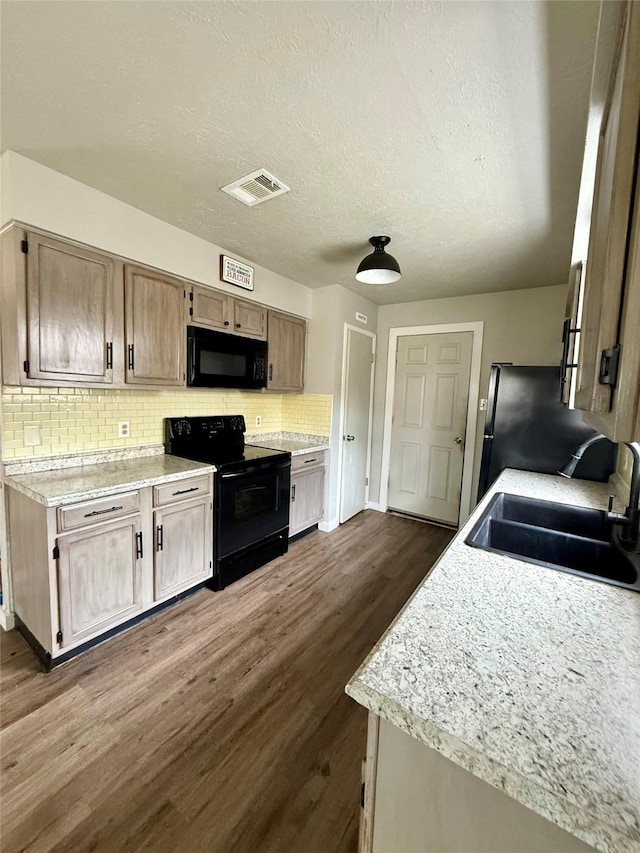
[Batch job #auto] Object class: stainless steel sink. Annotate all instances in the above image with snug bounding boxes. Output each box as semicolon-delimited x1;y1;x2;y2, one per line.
466;492;640;591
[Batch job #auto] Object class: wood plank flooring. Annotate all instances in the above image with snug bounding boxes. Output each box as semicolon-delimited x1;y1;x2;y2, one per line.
1;510;453;853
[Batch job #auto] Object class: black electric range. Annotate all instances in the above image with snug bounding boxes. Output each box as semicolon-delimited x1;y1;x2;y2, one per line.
165;416;291;590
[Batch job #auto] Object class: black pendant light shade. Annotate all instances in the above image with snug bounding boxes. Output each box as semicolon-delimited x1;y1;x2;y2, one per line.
356;236;401;285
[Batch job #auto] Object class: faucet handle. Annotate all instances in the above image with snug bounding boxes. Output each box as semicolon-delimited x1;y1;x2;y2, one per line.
608;495;614;513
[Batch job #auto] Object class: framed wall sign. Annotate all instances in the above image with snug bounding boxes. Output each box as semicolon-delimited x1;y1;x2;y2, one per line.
220;255;255;291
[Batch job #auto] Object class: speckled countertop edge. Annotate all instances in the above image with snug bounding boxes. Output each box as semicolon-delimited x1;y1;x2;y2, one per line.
4;455;215;507
246;431;329;456
346;470;640;853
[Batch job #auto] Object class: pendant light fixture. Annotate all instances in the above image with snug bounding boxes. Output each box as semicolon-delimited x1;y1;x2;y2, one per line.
355;236;401;285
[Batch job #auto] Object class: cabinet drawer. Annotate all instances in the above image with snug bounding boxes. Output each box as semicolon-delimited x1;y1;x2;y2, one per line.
153;475;211;507
291;450;325;473
57;491;140;532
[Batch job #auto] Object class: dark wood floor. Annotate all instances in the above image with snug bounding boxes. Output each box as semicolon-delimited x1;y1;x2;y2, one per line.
1;511;453;853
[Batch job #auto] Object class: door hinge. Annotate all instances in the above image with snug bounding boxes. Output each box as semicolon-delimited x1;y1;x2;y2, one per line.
365;477;369;486
599;345;620;387
183;289;186;298
23;360;30;374
371;353;375;363
56;629;63;644
189;306;193;316
21;239;28;254
53;545;60;559
189;292;194;301
209;560;212;569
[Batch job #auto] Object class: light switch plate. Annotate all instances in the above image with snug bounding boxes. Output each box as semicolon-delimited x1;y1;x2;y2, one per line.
24;425;41;446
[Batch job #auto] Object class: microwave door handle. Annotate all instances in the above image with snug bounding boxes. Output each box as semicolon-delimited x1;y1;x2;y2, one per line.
188;338;197;385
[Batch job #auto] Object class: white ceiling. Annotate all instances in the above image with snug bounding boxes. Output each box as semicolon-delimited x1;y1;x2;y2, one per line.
1;1;599;305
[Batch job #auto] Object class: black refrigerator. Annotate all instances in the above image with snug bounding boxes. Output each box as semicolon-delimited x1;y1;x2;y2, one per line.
477;365;617;501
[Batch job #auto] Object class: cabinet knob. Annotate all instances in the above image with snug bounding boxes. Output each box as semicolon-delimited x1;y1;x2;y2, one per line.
224;321;230;326
236;323;241;328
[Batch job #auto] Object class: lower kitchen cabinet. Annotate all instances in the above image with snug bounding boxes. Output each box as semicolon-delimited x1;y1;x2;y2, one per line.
361;714;595;853
57;515;144;649
154;497;212;600
7;471;213;665
290;451;325;537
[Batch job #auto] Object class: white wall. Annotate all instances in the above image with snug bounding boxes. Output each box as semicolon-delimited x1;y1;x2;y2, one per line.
307;285;378;528
0;151;312;318
369;284;568;505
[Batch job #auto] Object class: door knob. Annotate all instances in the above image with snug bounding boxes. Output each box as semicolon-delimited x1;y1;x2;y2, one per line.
346;435;355;441
454;436;463;444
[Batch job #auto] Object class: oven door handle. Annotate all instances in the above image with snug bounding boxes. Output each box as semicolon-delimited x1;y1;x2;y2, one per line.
220;461;290;479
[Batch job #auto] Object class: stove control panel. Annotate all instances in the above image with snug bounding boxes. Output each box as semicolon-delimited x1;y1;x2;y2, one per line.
165;415;246;441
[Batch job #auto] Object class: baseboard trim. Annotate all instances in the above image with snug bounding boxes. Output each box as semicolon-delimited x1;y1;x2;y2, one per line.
0;606;15;632
318;518;339;533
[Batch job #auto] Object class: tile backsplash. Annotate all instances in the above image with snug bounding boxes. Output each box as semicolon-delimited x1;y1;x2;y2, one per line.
1;387;332;460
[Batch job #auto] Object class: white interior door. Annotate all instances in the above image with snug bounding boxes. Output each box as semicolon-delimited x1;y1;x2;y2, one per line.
388;332;472;525
340;327;375;523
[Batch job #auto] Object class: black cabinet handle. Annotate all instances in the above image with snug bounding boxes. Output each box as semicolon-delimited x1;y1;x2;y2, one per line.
224;320;230;326
292;484;296;502
269;364;273;381
172;486;199;496
128;344;135;370
84;505;123;518
106;342;113;369
304;458;317;464
235;323;241;328
156;524;163;552
136;531;144;559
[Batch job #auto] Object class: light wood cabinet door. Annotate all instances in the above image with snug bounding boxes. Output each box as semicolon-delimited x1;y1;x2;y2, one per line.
267;311;306;392
233;298;267;340
191;285;233;332
25;233;115;383
125;265;185;385
57;515;143;649
575;2;640;415
153;497;212;600
290;465;325;537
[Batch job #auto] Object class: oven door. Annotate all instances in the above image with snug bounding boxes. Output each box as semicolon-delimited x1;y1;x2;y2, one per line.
187;326;267;389
216;460;291;558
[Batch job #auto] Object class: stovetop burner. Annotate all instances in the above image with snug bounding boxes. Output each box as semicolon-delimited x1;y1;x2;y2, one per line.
164;415;290;471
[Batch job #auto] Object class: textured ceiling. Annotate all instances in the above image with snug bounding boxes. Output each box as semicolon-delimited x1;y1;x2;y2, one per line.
1;1;599;305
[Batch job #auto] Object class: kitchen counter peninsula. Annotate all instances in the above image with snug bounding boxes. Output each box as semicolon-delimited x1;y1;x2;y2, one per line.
346;469;640;853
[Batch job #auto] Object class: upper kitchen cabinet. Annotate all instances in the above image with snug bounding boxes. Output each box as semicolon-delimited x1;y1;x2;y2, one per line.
24;233;116;384
571;1;640;440
191;284;267;340
267;310;306;392
124;265;186;386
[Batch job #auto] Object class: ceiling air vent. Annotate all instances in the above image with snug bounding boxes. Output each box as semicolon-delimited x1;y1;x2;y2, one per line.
221;169;290;207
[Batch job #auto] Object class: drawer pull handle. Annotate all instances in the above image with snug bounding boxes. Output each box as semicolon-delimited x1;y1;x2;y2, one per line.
269;363;273;381
292;484;296;502
84;505;123;518
157;524;164;552
172;486;199;496
304;458;317;464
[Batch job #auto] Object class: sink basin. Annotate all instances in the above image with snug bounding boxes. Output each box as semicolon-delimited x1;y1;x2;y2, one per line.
466;492;640;592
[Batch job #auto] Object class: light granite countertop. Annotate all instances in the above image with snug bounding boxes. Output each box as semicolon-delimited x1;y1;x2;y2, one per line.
246;431;329;456
4;455;215;507
346;469;640;853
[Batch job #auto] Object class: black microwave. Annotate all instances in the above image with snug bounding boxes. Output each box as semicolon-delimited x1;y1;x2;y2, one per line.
187;326;268;389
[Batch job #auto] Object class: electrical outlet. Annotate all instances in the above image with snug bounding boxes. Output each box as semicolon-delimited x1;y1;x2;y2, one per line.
118;421;130;438
255;416;262;427
24;425;41;446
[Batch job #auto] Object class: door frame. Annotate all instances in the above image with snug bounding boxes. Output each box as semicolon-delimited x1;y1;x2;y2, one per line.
380;322;484;526
338;324;376;524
